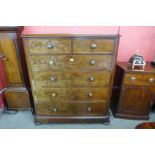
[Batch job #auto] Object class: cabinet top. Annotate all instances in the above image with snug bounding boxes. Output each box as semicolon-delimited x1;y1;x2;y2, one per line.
22;34;121;38
117;62;155;73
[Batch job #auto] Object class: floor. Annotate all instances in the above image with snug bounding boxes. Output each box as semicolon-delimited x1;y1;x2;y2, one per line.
0;109;155;129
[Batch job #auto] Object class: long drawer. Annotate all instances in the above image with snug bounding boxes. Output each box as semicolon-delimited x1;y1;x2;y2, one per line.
35;102;108;115
30;55;112;71
123;73;155;86
32;70;111;87
73;38;115;53
27;38;71;54
34;87;109;102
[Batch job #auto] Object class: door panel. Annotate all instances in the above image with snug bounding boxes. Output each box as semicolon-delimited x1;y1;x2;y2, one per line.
0;39;23;86
118;86;152;115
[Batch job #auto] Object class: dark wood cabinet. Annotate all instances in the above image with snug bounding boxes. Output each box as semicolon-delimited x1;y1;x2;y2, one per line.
23;34;120;124
111;62;155;120
0;27;31;110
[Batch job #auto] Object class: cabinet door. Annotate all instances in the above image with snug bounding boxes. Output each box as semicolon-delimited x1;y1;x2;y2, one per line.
151;88;155;105
0;38;23;86
118;86;152;116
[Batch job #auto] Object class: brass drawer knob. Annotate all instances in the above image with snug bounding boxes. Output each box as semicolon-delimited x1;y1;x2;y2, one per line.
52;107;58;112
130;77;136;81
89;77;95;82
70;58;74;62
0;54;7;61
87;107;92;112
47;42;54;49
88;92;93;97
50;76;56;81
51;92;57;97
91;43;97;49
48;60;54;66
149;78;154;83
90;60;96;65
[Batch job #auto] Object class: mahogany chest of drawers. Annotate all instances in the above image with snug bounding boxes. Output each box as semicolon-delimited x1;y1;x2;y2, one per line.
23;34;120;124
111;62;155;120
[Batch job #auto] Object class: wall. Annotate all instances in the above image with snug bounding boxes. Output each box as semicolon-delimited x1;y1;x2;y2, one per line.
118;26;155;62
0;26;155;108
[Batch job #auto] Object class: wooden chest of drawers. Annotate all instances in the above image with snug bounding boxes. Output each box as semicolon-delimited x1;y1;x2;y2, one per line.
111;62;155;120
23;34;120;124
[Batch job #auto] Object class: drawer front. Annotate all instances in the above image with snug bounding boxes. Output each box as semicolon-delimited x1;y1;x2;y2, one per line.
34;87;109;102
73;38;115;53
30;55;112;71
32;70;111;87
27;38;71;54
35;102;107;115
124;73;155;86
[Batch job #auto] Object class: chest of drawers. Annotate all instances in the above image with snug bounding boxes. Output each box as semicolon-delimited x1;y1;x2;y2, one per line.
111;62;155;120
23;34;120;124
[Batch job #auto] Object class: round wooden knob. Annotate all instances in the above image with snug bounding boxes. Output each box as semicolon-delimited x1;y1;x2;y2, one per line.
51;92;56;97
87;107;92;112
52;107;58;112
48;60;54;66
88;92;93;97
89;77;95;82
91;43;97;49
130;77;136;81
70;58;74;62
50;76;56;81
90;60;96;65
149;78;154;83
47;42;54;48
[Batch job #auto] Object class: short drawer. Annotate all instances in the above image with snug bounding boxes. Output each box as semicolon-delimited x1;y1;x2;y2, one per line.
73;38;115;53
32;70;111;87
35;102;107;115
30;55;112;71
123;73;155;86
34;87;109;102
27;38;71;54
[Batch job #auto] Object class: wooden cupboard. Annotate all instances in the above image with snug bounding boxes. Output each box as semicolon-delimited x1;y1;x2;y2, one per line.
111;62;155;120
0;27;31;111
